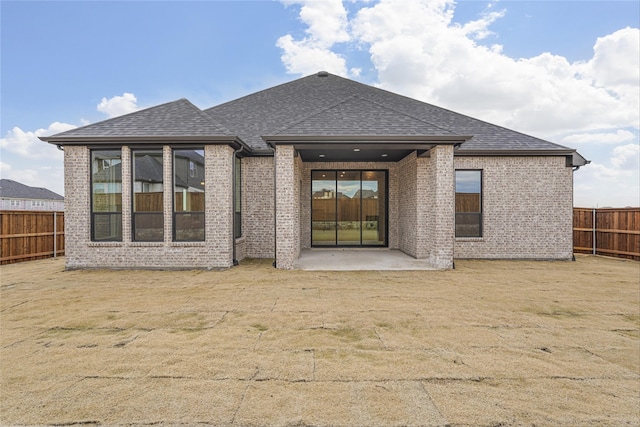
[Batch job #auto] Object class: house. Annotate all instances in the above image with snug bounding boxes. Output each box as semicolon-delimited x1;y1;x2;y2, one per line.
0;179;64;211
40;72;588;270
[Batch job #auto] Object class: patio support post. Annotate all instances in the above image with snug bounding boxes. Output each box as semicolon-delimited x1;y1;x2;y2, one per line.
429;144;455;269
274;145;299;269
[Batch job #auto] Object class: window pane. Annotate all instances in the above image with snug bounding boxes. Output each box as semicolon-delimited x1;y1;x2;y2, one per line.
174;213;205;241
361;170;386;246
455;170;482;237
133;150;164;241
174;149;205;241
312;171;337;245
92;150;122;241
337;171;361;245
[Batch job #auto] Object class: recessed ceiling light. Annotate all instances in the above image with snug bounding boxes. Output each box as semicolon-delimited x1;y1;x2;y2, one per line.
381;153;388;157
319;154;325;158
353;148;360;152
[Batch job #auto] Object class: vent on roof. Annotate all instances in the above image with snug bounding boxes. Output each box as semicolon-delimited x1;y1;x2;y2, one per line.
317;71;329;77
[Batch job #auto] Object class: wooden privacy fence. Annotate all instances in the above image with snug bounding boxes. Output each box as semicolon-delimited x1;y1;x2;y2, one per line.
574;207;640;261
2;208;638;264
0;211;64;265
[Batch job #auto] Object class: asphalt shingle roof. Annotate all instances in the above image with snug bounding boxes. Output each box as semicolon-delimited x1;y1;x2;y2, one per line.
47;99;234;139
41;72;582;160
272;96;454;137
205;72;574;154
0;179;64;200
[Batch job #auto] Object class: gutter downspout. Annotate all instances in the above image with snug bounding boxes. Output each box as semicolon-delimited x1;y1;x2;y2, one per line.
232;144;244;266
271;144;277;268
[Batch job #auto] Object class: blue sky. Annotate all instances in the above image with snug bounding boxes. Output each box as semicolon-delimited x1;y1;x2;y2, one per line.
1;0;639;207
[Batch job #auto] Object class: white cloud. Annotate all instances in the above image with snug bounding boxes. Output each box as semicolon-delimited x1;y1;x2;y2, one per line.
574;142;639;207
277;0;351;76
581;27;640;89
0;122;75;158
347;0;640;139
97;92;139;118
560;130;636;145
610;143;640;171
277;34;349;76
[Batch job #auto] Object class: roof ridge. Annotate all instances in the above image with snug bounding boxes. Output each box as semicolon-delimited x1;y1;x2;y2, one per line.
350;95;455;135
204;74;317;113
177;98;236;135
271;95;359;135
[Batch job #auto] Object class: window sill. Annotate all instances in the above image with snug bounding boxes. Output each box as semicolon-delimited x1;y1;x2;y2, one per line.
455;237;484;242
88;242;123;247
171;241;206;247
130;242;165;247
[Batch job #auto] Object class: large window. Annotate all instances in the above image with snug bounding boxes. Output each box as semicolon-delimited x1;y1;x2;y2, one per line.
132;149;164;241
173;149;205;241
455;170;482;237
91;150;122;241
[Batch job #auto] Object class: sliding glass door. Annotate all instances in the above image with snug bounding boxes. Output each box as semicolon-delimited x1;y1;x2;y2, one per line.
311;170;387;247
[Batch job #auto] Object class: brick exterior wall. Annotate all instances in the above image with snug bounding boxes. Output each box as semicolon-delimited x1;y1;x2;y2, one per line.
397;153;418;257
63;144;235;270
64;144;573;270
242;156;275;258
454;156;573;260
274;146;299;269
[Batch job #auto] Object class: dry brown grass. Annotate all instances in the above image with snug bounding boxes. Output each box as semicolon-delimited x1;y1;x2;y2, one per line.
1;255;638;426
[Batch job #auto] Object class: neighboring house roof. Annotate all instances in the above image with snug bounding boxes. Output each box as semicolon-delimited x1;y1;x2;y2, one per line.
40;99;241;146
0;179;64;200
134;155;163;183
354;189;378;199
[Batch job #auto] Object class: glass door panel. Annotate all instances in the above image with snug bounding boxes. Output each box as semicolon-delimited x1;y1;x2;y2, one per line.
362;171;386;245
337;171;361;245
311;171;337;246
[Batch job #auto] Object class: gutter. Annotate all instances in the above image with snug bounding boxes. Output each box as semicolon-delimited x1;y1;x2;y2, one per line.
39;135;246;150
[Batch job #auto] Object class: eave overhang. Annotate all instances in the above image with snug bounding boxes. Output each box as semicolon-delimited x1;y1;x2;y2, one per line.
263;135;473;147
38;135;249;151
456;149;591;168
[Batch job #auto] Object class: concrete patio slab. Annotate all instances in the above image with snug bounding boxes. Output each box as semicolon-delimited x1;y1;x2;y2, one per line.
294;248;436;270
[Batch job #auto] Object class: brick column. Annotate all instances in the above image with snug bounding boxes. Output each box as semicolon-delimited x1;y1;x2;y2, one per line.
430;145;455;269
275;145;298;269
205;145;234;267
63;146;90;269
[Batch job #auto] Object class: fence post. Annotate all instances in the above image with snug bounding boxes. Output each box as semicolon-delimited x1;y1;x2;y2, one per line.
53;211;57;258
592;208;596;255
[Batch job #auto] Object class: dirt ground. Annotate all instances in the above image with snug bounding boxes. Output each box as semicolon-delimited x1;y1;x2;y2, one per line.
1;255;638;427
